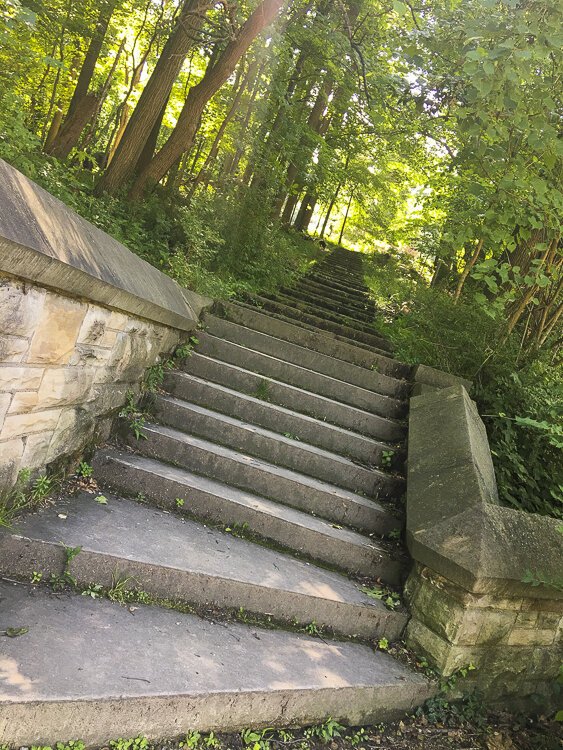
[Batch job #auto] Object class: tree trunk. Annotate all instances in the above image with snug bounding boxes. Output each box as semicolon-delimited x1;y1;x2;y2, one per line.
294;192;316;232
453;237;484;302
46;93;100;159
46;0;118;156
96;0;213;195
43;105;64;152
339;190;354;245
129;0;286;199
187;60;255;198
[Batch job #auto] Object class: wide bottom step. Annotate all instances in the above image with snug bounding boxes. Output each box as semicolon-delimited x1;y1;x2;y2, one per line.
0;581;433;746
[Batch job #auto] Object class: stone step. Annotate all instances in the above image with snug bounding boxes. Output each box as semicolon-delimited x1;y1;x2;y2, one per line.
0;492;404;634
181;354;406;442
296;278;373;306
0;581;433;746
164;373;399;466
247;295;393;352
281;285;376;320
308;271;368;295
133;424;403;556
193;333;406;420
153;396;404;499
216;301;408;381
202;315;405;401
94;451;401;577
269;292;382;335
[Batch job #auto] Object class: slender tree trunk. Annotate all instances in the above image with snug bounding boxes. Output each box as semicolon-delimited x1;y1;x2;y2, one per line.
338;190;354;245
321;187;339;238
43;105;64;152
129;0;286;199
96;0;213;195
453;237;484;302
187;60;255;198
46;0;118;156
294;192;316;232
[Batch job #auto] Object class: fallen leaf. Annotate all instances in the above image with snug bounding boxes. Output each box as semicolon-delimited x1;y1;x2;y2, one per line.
95;495;108;505
4;627;29;637
57;513;67;519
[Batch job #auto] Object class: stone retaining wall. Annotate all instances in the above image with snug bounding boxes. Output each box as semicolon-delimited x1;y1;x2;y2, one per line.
0;159;211;488
404;377;562;705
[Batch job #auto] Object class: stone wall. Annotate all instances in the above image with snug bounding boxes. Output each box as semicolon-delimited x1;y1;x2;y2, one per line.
404;379;562;706
0;159;211;488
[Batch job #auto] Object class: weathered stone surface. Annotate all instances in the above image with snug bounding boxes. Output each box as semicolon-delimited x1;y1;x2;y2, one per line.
406;382;563;704
27;294;86;364
8;390;39;414
0;393;11;428
0;334;29;362
0;365;43;391
411;364;472;393
37;367;95;408
0;437;24;487
22;430;54;469
0;158;210;331
2;408;61;440
0;276;45;337
76;305;113;345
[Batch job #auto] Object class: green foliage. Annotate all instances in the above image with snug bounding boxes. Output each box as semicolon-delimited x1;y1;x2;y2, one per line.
366;256;562;519
77;461;93;478
0;468;56;528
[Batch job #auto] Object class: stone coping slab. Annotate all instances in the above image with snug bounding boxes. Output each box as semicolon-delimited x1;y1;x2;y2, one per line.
406;384;563;599
0;159;211;330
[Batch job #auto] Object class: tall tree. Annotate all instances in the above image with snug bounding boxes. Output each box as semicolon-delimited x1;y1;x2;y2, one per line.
129;0;287;199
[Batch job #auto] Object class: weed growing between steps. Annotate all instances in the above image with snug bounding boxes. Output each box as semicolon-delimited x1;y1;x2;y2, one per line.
119;337;199;439
0;467;59;528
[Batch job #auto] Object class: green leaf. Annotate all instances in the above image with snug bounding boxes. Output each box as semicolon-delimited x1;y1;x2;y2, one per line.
95;495;108;505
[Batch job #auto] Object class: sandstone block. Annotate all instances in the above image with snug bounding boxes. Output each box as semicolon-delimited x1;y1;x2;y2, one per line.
27;294;86;364
0;393;11;429
8;391;39;414
507;628;555;646
46;407;94;463
77;306;113;345
0;334;29;362
0;437;24;488
37;368;95;408
69;344;113;367
0;366;43;392
0;278;45;337
2;409;61;440
22;431;54;469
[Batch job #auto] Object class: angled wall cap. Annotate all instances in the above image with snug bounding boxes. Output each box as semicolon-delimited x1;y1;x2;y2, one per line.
0;159;212;330
407;384;563;600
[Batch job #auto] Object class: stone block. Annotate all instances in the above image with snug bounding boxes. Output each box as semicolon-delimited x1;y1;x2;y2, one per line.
8;391;39;414
2;409;61;440
46;407;94;463
21;431;54;469
87;383;130;417
77;306;113;345
0;437;24;488
0;366;43;391
68;344;113;367
0;392;11;429
411;364;472;393
0;334;29;362
507;628;555;647
27;294;86;364
0;277;45;337
37;368;95;408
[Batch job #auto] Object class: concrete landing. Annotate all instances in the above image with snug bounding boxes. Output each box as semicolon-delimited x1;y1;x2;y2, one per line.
0;581;433;746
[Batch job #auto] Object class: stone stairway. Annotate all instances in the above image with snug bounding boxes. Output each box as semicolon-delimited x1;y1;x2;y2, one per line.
0;248;433;746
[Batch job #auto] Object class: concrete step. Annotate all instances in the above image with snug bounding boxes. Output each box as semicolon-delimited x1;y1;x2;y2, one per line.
164;373;400;466
308;271;368;295
269;292;382;335
0;581;433;746
202;315;404;399
193;333;406;420
94;451;402;577
296;278;373;306
181;354;406;442
280;286;376;322
215;301;409;381
0;492;404;633
246;295;394;352
153;396;404;499
133;424;404;555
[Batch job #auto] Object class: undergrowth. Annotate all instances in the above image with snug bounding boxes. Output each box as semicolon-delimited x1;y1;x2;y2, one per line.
364;252;562;519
